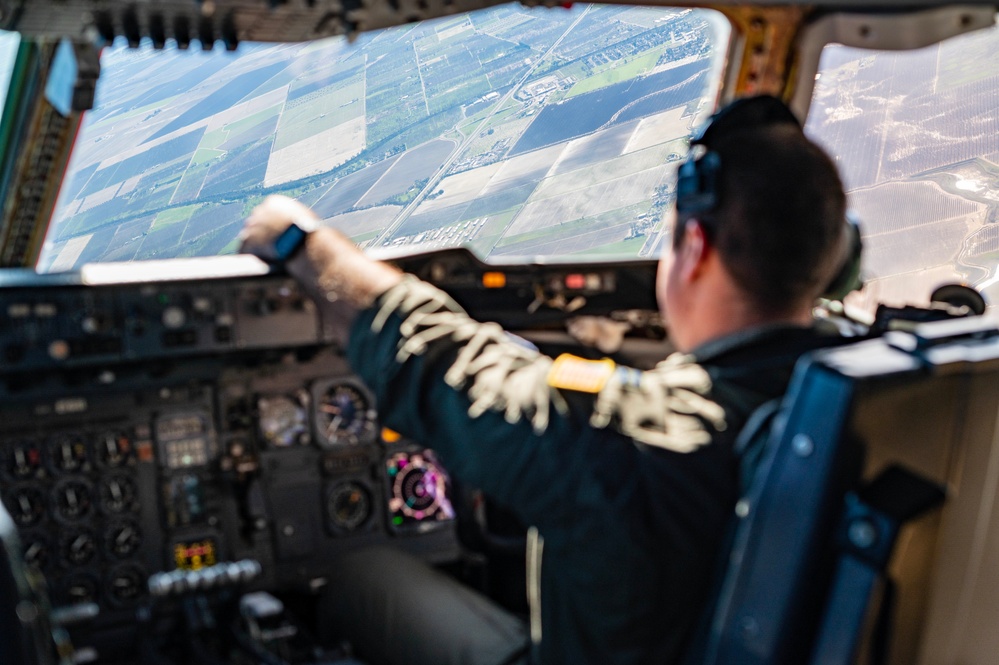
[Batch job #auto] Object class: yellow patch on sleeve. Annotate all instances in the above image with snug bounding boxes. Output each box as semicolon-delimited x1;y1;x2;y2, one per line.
547;354;616;393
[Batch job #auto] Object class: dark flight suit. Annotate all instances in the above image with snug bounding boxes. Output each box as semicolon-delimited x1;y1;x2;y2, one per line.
323;276;839;665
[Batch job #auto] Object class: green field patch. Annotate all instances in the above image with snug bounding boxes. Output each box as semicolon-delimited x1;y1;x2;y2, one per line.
224;104;281;137
192;148;225;165
274;76;365;151
200;127;229;151
566;46;668;99
559;61;590;83
151;204;200;231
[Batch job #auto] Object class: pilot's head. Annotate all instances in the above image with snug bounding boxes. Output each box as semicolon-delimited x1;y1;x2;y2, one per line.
657;95;847;352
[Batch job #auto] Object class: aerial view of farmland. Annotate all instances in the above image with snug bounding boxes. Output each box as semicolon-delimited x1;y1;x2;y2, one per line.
807;25;999;306
40;5;724;270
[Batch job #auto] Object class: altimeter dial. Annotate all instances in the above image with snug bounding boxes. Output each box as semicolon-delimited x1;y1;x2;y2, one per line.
314;381;377;448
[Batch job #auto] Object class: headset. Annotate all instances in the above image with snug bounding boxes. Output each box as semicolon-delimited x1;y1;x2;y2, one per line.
675;96;863;301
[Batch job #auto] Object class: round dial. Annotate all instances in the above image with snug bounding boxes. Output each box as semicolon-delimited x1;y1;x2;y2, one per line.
106;565;146;606
99;475;137;514
23;536;51;571
95;430;132;468
104;521;142;559
388;452;453;522
315;383;376;448
61;529;97;566
52;478;93;523
62;573;99;605
47;434;89;474
258;395;308;447
3;439;43;480
326;482;372;532
4;486;46;527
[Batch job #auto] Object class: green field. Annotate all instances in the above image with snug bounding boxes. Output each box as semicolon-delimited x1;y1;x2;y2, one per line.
566;46;668;99
150;204;199;231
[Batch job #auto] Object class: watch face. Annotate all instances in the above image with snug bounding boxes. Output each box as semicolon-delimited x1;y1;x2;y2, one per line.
274;223;310;261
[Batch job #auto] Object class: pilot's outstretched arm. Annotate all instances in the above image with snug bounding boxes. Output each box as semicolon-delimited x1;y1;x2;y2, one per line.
241;196;726;529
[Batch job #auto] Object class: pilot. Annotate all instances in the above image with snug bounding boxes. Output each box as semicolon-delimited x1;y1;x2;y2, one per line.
240;95;850;665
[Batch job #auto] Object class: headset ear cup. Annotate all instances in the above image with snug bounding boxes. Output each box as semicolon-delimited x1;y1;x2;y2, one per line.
676;151;721;216
821;216;863;301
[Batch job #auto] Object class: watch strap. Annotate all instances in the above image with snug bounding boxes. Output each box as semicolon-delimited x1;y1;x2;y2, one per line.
273;219;314;261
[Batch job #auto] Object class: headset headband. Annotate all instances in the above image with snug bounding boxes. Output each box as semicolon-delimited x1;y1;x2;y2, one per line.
677;96;801;217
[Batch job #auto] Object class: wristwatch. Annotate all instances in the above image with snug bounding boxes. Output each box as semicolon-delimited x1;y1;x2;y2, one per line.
272;217;317;261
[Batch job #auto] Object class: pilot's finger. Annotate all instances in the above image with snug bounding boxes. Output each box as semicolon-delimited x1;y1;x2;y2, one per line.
252;195;318;226
237;223;279;260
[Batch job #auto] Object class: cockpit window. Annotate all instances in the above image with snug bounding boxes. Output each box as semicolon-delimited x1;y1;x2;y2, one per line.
37;6;729;272
806;22;999;309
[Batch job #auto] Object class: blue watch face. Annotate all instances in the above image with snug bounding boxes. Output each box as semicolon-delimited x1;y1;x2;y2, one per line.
274;224;309;261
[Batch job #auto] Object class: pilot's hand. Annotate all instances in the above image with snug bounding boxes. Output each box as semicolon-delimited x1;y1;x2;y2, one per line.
241;194;321;262
240;195;402;309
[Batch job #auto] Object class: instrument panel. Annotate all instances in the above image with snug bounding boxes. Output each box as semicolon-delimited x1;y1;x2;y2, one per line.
0;264;461;660
0;252;660;660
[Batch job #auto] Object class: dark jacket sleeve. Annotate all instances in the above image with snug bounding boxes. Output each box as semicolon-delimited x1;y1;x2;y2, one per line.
346;278;594;527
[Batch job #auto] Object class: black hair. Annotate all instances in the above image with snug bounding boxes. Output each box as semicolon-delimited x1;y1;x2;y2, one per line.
674;98;846;315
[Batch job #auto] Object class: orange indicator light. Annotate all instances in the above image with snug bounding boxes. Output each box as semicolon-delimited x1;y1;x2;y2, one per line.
482;272;506;288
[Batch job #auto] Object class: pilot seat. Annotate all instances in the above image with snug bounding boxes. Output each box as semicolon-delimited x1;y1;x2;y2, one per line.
686;314;999;665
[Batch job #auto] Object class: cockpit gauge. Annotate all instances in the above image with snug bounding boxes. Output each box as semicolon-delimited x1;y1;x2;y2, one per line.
313;380;377;448
98;474;137;514
106;565;146;607
62;573;99;605
325;481;373;533
47;434;90;474
52;478;93;523
3;439;44;480
4;486;46;527
60;529;97;566
386;450;455;531
257;394;309;447
23;535;51;571
104;521;142;559
96;429;133;468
